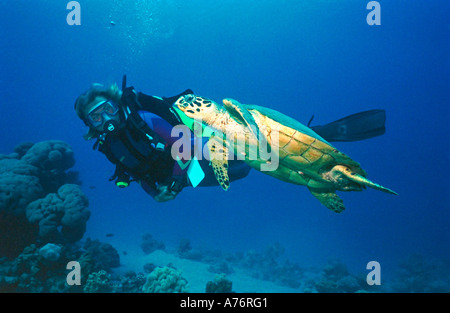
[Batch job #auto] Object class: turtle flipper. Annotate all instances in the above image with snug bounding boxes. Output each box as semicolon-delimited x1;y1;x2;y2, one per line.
222;98;262;142
331;165;398;195
309;188;346;213
207;135;230;190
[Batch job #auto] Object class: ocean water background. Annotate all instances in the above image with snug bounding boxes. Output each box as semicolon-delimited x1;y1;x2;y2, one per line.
0;0;448;288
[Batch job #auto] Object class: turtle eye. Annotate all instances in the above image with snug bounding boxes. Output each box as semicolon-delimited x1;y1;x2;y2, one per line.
177;99;189;108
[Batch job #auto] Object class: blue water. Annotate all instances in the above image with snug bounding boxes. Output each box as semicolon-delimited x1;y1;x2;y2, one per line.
1;0;448;289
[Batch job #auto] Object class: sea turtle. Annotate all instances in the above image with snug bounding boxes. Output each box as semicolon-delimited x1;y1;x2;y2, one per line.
173;94;397;213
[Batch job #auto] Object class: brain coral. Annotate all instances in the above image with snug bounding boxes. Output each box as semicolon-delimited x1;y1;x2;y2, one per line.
142;266;189;293
38;243;62;262
21;140;75;171
0;159;43;216
0;140;88;258
26;184;90;243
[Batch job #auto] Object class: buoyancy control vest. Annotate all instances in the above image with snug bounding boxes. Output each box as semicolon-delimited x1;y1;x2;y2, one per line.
95;75;192;192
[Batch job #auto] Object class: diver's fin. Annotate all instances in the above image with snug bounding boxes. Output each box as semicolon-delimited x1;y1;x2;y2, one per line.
310;109;386;142
207;135;230;190
308;188;345;213
331;165;398;195
223;98;261;141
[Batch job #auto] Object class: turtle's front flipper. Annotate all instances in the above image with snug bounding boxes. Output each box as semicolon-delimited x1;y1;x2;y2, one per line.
223;98;264;143
207;135;230;190
308;188;345;213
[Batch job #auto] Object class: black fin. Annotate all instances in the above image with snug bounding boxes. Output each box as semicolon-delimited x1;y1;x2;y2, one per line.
311;110;386;142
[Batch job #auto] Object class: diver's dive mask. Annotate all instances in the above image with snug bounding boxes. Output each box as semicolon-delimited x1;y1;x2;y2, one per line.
86;100;121;133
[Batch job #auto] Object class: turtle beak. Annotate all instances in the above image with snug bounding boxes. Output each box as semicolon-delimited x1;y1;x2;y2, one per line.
173;106;196;131
174;102;187;112
173;96;189;112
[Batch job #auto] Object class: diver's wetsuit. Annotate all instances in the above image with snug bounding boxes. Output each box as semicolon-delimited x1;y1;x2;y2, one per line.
101;91;251;199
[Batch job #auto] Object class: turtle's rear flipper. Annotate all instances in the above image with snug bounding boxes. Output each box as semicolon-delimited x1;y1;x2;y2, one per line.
331;165;398;195
308;188;345;213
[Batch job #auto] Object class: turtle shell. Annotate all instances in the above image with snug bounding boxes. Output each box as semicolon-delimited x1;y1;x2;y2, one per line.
247;104;367;178
247;104;330;144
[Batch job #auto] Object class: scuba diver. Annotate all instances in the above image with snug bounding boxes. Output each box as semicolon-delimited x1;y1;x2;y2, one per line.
74;75;386;202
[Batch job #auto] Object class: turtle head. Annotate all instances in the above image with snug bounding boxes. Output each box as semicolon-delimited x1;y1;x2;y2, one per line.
173;94;219;127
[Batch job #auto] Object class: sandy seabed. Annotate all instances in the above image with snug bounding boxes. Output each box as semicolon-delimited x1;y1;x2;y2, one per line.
113;247;301;293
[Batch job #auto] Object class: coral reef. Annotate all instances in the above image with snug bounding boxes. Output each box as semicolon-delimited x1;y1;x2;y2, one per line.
83;270;113;293
39;243;62;262
0;238;123;293
0;140;123;293
26;184;90;243
143;262;157;274
82;238;120;272
0;140;87;258
176;238;204;261
176;238;192;258
118;271;146;293
207;260;234;275
142;266;189;293
2;141;448;293
0;158;43;216
140;233;165;254
239;243;304;288
306;259;367;293
176;240;305;288
389;254;450;292
0;244;74;292
20;141;78;193
205;274;234;293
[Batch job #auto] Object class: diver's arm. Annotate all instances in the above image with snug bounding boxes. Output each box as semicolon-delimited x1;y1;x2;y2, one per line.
137;112;185;202
139;178;159;198
137;93;180;126
137;89;193;126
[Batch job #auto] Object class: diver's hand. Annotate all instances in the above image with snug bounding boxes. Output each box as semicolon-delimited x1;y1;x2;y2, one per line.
154;185;178;202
